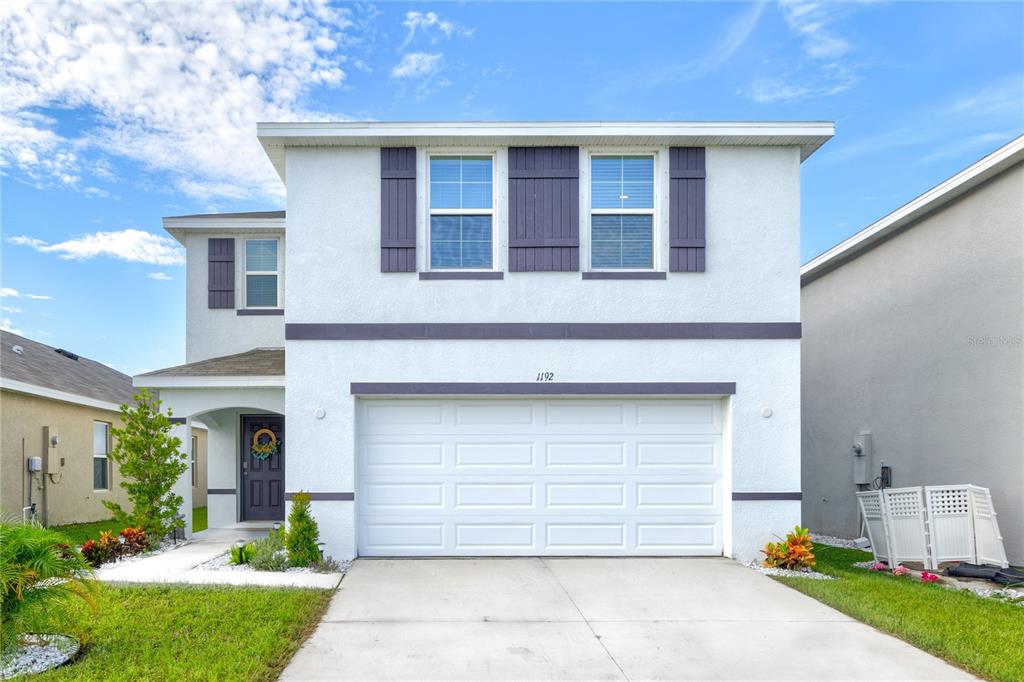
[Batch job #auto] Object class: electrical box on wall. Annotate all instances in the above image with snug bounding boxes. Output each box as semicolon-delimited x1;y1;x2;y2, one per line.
43;426;60;474
852;431;872;485
27;456;42;473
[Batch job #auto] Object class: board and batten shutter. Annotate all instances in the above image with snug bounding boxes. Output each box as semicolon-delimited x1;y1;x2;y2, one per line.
669;147;706;272
508;146;580;271
380;147;417;272
208;238;235;309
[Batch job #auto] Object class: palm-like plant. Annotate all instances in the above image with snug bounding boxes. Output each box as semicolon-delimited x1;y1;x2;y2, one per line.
0;520;96;653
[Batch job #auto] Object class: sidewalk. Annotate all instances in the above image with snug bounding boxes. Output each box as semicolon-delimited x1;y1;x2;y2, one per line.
95;526;343;589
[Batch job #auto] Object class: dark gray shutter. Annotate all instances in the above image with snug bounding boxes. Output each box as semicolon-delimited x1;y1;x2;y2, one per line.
208;238;235;309
669;147;706;272
508;147;579;272
381;147;416;272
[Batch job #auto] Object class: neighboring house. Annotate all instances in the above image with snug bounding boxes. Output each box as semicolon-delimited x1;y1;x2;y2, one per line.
0;331;208;526
138;121;834;562
802;136;1024;564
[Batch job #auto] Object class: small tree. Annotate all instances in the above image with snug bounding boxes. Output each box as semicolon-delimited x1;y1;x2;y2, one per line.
104;388;188;547
285;492;321;567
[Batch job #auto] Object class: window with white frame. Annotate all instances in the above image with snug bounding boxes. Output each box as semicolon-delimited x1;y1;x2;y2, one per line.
191;435;198;487
93;421;110;491
590;155;655;269
245;239;279;307
429;155;494;269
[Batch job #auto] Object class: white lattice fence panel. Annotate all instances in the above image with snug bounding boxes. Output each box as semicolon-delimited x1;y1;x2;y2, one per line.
968;486;1009;568
925;486;975;568
883;487;930;566
856;490;890;563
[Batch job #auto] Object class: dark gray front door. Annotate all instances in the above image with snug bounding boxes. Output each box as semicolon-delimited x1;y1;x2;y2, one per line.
241;415;285;521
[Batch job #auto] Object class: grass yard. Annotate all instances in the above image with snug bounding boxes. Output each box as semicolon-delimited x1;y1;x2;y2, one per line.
51;507;208;545
775;545;1024;682
27;583;331;681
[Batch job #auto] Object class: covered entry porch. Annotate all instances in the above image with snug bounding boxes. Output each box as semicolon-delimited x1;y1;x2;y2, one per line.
135;348;285;537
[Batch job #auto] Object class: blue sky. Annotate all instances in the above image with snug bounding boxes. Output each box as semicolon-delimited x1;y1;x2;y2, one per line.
1;1;1022;375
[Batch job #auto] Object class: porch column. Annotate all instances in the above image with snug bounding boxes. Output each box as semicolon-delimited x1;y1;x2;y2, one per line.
170;418;193;539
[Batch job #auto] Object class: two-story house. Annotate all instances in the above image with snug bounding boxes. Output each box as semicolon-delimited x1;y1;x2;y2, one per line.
138;121;834;562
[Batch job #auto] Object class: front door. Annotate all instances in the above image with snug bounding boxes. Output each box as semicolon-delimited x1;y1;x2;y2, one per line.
241;415;285;521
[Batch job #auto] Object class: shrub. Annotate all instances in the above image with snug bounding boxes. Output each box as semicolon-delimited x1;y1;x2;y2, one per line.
761;525;816;570
118;527;148;555
0;521;96;653
104;388;188;547
285;492;321;568
250;530;288;572
229;542;255;565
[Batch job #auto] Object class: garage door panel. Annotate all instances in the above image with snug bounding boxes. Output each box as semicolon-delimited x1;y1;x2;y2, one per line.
358;399;724;556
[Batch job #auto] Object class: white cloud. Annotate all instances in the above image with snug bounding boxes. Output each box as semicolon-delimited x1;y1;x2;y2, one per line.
0;287;51;300
0;1;360;201
1;305;22;313
9;229;184;265
147;271;174;281
0;318;23;335
947;77;1024;118
748;63;858;102
779;1;850;59
391;52;444;79
919;131;1020;163
400;11;474;49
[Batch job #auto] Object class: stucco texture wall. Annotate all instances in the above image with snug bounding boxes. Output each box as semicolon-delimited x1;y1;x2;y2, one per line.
1;390;208;526
801;162;1024;564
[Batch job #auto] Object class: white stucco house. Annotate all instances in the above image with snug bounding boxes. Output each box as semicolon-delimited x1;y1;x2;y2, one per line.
137;121;834;562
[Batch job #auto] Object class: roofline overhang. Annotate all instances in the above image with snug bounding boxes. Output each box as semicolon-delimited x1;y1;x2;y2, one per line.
133;375;285;389
257;120;836;183
1;377;125;412
162;215;286;245
801;134;1024;285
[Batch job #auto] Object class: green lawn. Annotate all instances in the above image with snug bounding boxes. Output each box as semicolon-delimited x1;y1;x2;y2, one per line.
775;545;1024;682
51;507;207;545
28;583;331;681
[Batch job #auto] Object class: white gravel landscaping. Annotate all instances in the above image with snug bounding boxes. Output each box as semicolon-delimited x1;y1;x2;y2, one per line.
746;561;835;580
0;634;79;679
811;533;866;550
196;550;350;575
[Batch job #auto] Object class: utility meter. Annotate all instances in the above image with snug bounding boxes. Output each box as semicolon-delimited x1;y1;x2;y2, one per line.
27;456;43;473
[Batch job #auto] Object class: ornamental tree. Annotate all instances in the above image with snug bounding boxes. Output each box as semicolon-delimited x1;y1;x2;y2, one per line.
286;492;321;567
104;388;188;547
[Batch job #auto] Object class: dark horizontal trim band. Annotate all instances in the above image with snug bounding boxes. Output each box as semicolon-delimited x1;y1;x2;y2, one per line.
168;417;187;425
352;382;736;396
208;488;236;495
419;272;505;280
732;492;803;501
288;322;801;340
508;168;579;179
381;169;415;179
582;272;667;280
237;308;284;316
509;239;579;248
381;239;417;248
670;239;706;248
284;492;355;501
670;169;706;179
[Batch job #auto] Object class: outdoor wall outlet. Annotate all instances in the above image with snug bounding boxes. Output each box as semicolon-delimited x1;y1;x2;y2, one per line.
852;431;872;485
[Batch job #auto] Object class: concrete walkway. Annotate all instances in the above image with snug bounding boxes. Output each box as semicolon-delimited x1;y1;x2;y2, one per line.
282;558;973;681
95;527;343;589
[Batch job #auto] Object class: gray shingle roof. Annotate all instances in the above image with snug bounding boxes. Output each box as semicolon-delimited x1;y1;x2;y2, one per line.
138;348;284;378
0;331;135;405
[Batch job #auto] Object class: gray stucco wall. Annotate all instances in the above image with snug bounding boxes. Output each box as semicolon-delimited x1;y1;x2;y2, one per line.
801;161;1024;564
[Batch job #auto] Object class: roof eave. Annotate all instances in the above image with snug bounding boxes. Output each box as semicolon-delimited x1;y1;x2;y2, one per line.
801;135;1024;285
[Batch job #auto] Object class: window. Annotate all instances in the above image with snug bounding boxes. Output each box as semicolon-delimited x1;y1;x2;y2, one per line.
429;155;494;269
245;239;278;307
93;421;109;491
590;155;655;269
191;435;198;487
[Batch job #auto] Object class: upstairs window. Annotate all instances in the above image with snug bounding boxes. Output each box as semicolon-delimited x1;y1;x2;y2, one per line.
429;155;494;269
245;239;278;307
590;155;655;269
93;421;110;491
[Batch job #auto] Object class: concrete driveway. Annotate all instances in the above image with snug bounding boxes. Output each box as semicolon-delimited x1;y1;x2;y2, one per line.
281;558;972;680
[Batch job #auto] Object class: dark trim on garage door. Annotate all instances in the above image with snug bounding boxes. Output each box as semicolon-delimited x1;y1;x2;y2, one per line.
732;492;803;501
288;322;801;340
208;488;236;495
351;382;736;396
285;492;355;501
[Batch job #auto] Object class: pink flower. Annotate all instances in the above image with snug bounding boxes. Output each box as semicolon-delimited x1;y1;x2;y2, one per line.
921;571;939;583
893;565;910;577
871;562;886;572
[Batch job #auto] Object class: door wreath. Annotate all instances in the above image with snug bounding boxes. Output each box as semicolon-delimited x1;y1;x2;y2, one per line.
250;427;279;460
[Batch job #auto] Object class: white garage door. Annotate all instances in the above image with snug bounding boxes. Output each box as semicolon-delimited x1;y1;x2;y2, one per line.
356;399;723;556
